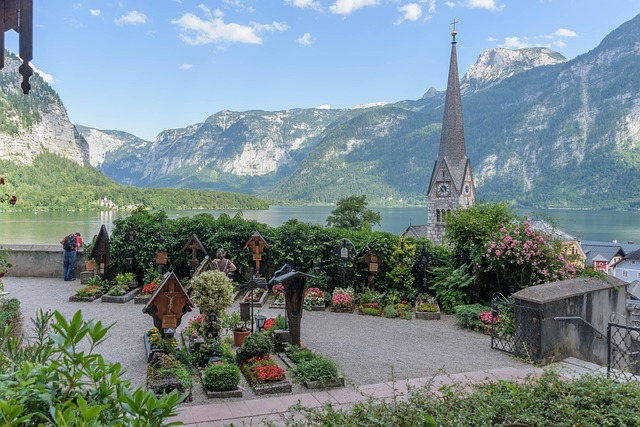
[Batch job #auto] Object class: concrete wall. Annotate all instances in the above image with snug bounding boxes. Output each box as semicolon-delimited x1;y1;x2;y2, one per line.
3;244;89;278
513;277;628;365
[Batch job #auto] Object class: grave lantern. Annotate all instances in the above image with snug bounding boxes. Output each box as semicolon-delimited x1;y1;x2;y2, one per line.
142;272;194;337
181;234;207;277
156;251;168;273
243;231;269;276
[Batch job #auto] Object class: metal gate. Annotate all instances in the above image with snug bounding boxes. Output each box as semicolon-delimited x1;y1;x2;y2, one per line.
607;323;640;382
490;293;543;362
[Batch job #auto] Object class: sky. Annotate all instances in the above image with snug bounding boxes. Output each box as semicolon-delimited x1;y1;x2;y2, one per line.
4;0;640;141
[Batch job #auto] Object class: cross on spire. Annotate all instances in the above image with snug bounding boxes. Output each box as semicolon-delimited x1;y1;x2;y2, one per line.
450;18;459;42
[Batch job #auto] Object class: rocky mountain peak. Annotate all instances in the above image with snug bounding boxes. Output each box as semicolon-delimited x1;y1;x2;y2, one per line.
460;47;567;95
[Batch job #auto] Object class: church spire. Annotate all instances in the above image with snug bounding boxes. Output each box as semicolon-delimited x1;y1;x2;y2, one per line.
437;19;466;186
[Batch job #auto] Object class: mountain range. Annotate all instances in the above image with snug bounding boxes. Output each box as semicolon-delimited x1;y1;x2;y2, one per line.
2;13;640;210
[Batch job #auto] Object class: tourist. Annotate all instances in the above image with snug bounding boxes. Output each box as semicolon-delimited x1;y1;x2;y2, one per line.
214;248;236;277
61;232;83;281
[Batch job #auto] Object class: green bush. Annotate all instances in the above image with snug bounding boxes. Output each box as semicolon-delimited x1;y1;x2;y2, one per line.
0;310;186;425
238;331;273;364
361;307;382;316
114;272;135;287
196;340;236;367
383;304;397;318
0;298;21;338
454;304;490;329
358;289;384;304
286;346;316;364
293;357;339;383
107;284;128;296
437;289;469;314
203;362;241;391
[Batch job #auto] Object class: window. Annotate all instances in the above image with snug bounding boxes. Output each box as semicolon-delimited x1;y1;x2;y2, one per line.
622;270;628;278
436;209;441;222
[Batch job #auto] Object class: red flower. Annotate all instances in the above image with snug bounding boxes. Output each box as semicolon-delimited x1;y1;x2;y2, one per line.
9;195;16;205
0;177;4;185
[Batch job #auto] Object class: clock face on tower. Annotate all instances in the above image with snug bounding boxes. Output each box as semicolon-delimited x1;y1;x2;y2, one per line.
436;181;451;198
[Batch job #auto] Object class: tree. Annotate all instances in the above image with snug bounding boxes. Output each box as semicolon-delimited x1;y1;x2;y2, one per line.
326;195;381;231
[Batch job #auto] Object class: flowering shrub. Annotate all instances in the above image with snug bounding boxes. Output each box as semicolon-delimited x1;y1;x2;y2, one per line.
271;283;285;303
483;219;576;291
263;317;275;332
303;287;326;310
479;310;499;325
331;287;355;309
183;313;205;341
247;355;285;383
140;281;159;296
358;302;382;316
0;177;17;206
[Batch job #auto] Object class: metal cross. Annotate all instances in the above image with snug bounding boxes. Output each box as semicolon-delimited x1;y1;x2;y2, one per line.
450;19;459;32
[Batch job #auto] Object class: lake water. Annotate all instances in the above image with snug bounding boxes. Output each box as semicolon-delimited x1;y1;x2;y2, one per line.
0;206;639;245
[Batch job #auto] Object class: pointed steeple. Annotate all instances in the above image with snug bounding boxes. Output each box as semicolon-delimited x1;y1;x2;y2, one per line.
436;21;467;191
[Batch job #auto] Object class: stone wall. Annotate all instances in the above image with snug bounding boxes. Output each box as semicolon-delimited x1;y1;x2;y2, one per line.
513;277;628;365
3;244;88;278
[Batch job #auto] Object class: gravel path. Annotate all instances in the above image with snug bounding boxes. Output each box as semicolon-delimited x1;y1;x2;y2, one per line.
4;277;530;403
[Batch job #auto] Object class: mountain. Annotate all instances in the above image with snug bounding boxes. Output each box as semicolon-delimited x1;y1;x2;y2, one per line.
0;51;89;165
4;14;640;210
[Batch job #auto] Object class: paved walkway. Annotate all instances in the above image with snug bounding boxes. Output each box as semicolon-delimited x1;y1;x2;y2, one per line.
171;366;545;426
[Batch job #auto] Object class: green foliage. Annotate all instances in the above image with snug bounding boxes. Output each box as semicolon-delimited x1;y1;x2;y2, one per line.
189;271;235;327
454;304;491;329
383;304;397;319
0;310;186;426
107;284;128;296
0;152;269;212
293;357;339;383
239;332;273;362
203;362;241;392
286;346;317;364
429;263;472;314
386;238;416;291
358;289;385;304
114;272;135;287
361;306;383;316
274;370;640;427
326;195;381;231
195;340;235;368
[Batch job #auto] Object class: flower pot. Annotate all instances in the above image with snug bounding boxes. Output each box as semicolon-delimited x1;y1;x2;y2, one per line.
85;260;96;271
233;330;250;347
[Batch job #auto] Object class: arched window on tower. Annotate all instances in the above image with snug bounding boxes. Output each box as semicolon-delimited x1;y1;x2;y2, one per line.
436;209;441;222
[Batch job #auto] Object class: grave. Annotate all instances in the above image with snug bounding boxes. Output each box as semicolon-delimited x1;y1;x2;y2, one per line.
142;271;194;337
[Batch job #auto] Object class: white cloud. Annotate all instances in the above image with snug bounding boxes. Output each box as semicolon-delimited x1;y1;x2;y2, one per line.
31;63;54;84
553;40;566;48
89;9;100;16
171;9;287;46
115;11;148;25
286;0;323;11
444;0;504;10
329;0;380;16
396;3;422;24
426;0;436;14
498;36;530;49
297;33;314;45
179;64;193;70
487;36;497;42
554;28;577;38
315;104;331;109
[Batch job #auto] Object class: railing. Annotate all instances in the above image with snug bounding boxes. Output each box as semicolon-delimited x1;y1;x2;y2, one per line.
490;293;543;362
607;323;640;382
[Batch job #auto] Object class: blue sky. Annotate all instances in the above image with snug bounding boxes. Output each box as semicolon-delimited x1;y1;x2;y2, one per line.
5;0;640;141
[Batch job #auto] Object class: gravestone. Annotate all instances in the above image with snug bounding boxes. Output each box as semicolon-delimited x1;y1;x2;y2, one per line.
181;234;207;276
142;271;194;337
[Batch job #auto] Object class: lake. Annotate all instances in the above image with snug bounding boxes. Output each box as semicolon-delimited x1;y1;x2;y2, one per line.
0;206;639;245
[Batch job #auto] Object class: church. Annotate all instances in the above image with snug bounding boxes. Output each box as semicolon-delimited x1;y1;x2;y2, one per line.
405;23;475;245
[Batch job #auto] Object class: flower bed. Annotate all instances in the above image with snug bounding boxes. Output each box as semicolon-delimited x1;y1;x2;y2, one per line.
146;353;192;400
144;328;179;363
101;286;140;304
329;287;355;313
239;355;292;395
269;283;286;308
241;287;269;307
304;288;327;311
415;295;441;320
135;281;159;304
280;346;343;389
358;302;383;316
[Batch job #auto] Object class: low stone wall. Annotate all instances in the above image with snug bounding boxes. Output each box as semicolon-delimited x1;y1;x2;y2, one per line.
3;244;88;278
513;277;628;365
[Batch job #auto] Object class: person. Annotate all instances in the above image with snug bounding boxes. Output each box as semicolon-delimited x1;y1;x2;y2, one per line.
61;232;83;281
214;248;236;277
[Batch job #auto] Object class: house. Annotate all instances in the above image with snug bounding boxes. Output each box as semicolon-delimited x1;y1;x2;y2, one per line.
580;240;640;275
612;249;640;283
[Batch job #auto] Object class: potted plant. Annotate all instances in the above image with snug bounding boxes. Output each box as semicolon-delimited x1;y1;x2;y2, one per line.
221;311;250;347
330;287;355;313
85;258;97;272
303;287;327;311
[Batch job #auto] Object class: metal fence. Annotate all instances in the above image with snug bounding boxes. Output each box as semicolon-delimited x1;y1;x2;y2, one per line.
491;293;543;362
607;323;640;382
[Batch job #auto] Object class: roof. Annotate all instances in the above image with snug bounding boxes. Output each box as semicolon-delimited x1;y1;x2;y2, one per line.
582;245;623;264
625;249;640;261
591;254;608;262
580;240;640;256
403;225;429;239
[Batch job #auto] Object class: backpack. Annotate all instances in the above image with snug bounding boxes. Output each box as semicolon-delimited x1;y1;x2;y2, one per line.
62;234;77;251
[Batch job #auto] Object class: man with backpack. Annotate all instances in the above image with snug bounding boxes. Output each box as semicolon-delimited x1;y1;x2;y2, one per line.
61;232;82;281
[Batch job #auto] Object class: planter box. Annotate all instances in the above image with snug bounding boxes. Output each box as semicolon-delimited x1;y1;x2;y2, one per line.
101;287;140;304
143;333;163;363
308;305;326;311
68;293;103;302
240;362;292;396
134;295;152;304
205;388;243;398
330;306;354;313
147;366;192;401
240;289;269;307
415;311;441;320
278;353;344;390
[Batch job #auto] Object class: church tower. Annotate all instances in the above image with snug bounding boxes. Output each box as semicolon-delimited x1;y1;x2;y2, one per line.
426;22;475;244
